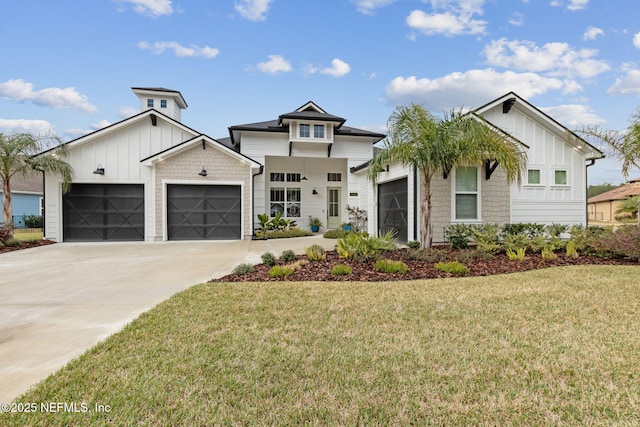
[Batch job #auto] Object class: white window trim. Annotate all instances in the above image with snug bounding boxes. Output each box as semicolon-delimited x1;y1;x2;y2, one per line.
551;167;570;187
451;166;482;223
268;170;303;218
524;167;545;187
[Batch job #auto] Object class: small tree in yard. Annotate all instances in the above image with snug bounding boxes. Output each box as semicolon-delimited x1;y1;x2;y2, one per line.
369;104;526;248
0;132;73;238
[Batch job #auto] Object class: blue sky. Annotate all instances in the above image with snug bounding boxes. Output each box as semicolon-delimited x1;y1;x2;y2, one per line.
1;0;639;184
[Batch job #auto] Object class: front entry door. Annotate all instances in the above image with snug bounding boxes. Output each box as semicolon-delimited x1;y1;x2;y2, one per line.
327;187;341;229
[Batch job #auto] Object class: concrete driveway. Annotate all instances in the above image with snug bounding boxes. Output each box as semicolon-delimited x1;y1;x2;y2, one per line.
0;236;336;403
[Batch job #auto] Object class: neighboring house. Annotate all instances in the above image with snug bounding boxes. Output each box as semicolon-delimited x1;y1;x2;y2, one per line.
39;88;383;242
359;92;604;243
587;178;640;222
0;174;43;228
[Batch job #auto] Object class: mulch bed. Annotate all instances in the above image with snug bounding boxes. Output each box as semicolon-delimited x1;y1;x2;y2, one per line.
0;239;56;254
212;248;639;282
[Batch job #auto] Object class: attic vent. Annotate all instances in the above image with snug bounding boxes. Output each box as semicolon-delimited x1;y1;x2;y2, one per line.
503;98;516;114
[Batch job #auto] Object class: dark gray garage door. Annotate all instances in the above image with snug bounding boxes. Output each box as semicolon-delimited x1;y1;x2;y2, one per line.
63;184;145;242
167;184;241;240
378;178;408;243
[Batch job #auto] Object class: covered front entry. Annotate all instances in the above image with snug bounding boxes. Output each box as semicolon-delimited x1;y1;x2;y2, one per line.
166;184;241;240
62;184;145;242
378;178;408;242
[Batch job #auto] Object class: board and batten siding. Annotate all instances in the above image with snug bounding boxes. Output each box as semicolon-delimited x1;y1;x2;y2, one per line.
44;117;198;242
481;105;587;225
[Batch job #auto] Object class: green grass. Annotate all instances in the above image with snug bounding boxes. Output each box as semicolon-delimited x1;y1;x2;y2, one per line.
3;265;640;425
11;230;43;241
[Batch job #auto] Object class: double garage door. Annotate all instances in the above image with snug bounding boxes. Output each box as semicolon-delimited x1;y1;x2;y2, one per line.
62;184;241;242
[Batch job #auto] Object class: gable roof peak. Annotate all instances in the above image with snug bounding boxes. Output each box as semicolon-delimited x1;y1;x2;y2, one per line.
295;101;326;114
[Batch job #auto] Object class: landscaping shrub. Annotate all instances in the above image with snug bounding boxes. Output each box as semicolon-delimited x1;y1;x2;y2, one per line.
541;246;557;260
232;263;254;275
323;229;350;239
434;261;469;275
331;264;352;275
0;225;12;244
592;225;640;261
445;224;473;249
280;249;297;262
501;223;545;238
268;265;295;278
502;233;530;253
3;239;21;247
24;215;44;228
406;240;421;249
374;259;409;274
506;247;526;261
470;224;501;256
565;241;579;258
305;244;326;261
261;252;277;266
346;205;368;232
264;229;312;239
336;231;397;262
456;249;479;264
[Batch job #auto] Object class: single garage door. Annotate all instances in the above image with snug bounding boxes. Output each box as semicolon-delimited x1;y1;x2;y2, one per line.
378;178;408;243
63;184;145;242
167;184;241;240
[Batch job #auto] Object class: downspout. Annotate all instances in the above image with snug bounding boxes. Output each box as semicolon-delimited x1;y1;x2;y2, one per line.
41;169;45;239
585;159;595;225
251;165;264;238
413;166;418;241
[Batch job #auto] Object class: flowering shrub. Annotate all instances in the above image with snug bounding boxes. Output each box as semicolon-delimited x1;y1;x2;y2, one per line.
591;225;640;261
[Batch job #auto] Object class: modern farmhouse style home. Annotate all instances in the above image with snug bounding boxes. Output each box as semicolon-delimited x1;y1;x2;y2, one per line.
39;88;602;243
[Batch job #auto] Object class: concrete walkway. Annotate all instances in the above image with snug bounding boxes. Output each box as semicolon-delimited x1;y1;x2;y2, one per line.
0;235;337;403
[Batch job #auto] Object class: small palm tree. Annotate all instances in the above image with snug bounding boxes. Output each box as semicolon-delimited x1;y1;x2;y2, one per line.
369;104;526;248
616;195;640;220
0;132;73;238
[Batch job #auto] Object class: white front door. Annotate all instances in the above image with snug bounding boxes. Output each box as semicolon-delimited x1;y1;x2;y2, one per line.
327;187;341;229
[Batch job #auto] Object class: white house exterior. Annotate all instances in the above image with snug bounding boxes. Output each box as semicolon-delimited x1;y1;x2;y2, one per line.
40;89;384;242
369;92;604;243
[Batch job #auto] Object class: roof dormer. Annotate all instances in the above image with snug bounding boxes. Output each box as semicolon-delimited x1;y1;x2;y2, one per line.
131;87;188;122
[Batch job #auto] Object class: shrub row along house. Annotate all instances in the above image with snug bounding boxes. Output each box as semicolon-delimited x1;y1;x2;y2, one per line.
38;88;603;243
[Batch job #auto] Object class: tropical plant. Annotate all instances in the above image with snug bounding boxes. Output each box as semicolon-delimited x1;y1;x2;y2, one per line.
615;195;640;220
0;132;74;238
308;216;323;228
369;104;526;248
346;205;367;232
305;244;326;261
565;241;579;258
506;247;526;261
578;107;640;179
470;224;501;256
541;246;557;260
336;231;397;261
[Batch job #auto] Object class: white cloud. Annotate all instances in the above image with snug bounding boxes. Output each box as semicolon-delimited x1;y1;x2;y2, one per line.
65;119;113;139
235;0;273;21
320;59;351;78
115;0;173;17
634;32;640;49
567;0;589;11
352;0;397;15
583;26;604;41
607;66;640;96
508;12;524;27
385;69;569;111
0;79;97;113
92;120;111;130
137;41;220;58
0;119;54;134
550;0;589;10
406;8;487;36
406;0;488;36
257;55;292;74
540;104;605;127
483;38;609;78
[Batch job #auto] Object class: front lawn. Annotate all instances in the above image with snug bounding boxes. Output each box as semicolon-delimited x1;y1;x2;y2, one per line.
3;265;640;425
